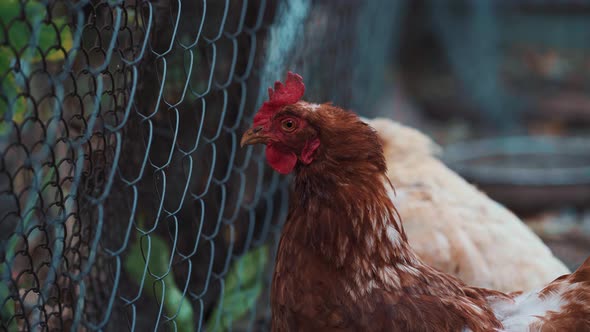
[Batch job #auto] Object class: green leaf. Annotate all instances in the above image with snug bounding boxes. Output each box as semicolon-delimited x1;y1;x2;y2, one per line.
124;231;195;332
37;19;73;62
0;46;14;76
205;245;268;332
0;0;74;127
0;0;20;23
0;0;73;63
0;269;17;332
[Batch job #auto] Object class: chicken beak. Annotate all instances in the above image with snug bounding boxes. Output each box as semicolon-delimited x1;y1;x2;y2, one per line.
240;126;270;147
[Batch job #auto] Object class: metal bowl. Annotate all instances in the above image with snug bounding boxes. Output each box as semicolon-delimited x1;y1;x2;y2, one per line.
443;135;590;214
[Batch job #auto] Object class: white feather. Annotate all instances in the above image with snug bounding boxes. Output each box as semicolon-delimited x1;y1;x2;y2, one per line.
489;287;565;331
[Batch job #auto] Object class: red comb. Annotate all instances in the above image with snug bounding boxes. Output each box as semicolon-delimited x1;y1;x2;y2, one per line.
253;71;305;127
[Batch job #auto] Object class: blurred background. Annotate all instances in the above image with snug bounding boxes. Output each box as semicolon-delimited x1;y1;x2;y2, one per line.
1;0;589;331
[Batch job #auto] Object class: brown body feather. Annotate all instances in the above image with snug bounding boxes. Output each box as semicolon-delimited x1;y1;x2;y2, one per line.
531;257;590;331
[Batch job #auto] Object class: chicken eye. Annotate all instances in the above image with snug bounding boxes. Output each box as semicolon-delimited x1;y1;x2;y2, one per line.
281;119;296;132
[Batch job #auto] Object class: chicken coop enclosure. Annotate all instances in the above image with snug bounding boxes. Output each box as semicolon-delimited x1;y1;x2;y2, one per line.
2;0;590;331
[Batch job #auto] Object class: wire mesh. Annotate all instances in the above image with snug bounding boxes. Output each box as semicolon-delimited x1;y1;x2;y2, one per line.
0;0;285;331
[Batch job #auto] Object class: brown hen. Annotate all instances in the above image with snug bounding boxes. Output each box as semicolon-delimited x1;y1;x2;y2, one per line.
241;72;590;331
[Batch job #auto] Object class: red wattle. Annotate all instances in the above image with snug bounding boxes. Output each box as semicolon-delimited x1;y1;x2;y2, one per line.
266;144;298;174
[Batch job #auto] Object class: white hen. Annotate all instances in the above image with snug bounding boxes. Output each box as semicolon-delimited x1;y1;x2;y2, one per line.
364;117;570;292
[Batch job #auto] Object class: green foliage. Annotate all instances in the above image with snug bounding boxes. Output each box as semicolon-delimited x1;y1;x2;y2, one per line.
205;245;268;332
1;1;73;61
0;279;16;332
0;0;73;132
124;230;195;332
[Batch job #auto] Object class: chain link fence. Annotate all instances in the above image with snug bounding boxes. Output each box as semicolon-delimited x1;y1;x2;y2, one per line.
0;0;284;330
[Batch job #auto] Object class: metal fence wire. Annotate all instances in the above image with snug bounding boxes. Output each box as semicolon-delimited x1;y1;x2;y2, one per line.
0;0;289;330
